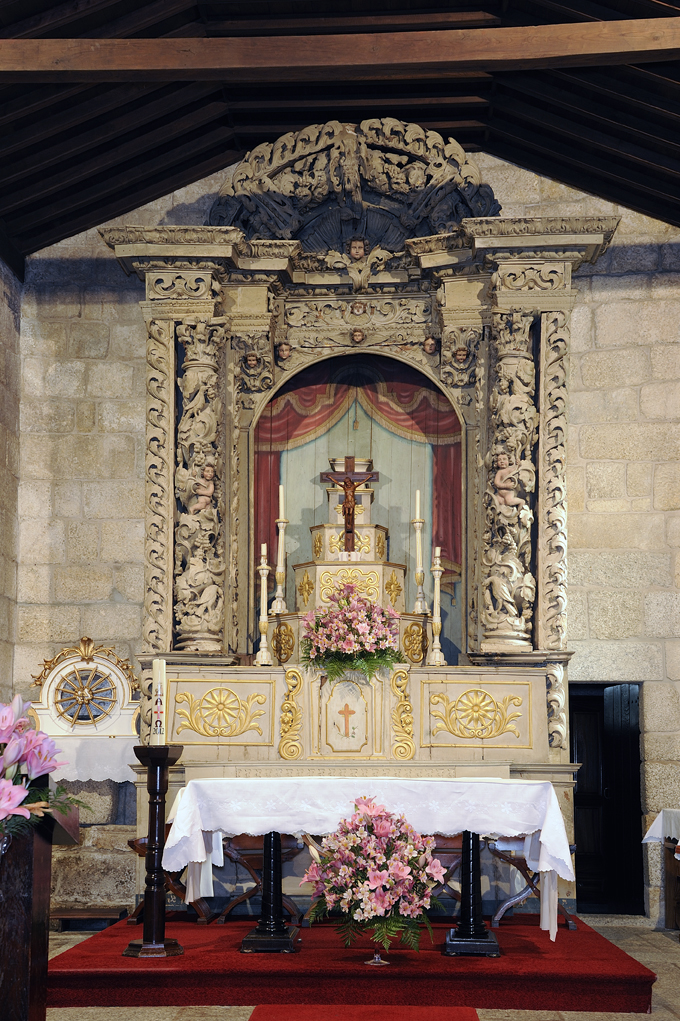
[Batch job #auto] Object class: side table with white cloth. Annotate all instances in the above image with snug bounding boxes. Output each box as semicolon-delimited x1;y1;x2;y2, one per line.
163;776;575;948
643;809;680;929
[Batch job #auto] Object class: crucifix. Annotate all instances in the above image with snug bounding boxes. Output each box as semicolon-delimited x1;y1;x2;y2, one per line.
338;703;356;737
320;456;379;552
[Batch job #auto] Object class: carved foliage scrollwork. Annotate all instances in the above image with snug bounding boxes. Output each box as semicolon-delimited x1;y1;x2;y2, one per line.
279;668;304;760
390;668;415;760
144;319;174;652
440;325;481;387
174;318;227;651
541;311;569;651
546;661;567;749
481;310;538;647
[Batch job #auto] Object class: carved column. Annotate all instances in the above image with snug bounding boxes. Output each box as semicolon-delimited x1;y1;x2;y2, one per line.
226;305;275;654
480;308;538;653
174;317;227;652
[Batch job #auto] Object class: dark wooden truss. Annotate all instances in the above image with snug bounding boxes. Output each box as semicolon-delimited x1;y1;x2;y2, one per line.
1;0;679;279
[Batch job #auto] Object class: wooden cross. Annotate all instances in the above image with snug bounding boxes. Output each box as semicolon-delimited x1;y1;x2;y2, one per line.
320;456;378;552
338;703;356;737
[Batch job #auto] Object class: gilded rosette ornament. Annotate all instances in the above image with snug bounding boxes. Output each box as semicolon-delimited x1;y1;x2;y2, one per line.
390;668;415;760
279;668;304;760
175;687;267;738
430;688;522;740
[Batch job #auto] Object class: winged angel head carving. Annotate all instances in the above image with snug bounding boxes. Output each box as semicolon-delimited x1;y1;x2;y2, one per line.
209;119;500;254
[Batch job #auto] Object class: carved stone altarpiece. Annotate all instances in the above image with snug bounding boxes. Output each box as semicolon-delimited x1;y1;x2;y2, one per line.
102;122;616;889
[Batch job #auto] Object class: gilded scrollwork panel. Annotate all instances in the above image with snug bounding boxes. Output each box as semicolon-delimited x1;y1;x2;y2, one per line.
279;668;304;760
390;668;415;760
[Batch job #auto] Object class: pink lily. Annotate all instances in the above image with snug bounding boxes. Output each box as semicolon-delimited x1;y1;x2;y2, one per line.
0;777;30;821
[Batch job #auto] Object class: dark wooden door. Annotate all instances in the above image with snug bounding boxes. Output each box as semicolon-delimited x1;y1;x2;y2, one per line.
569;683;644;914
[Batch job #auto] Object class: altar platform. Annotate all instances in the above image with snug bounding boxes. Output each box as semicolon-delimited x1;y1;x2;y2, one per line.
47;915;655;1013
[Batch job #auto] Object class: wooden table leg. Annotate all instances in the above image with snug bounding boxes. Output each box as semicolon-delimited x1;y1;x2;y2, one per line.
444;831;500;956
241;831;299;953
123;744;184;959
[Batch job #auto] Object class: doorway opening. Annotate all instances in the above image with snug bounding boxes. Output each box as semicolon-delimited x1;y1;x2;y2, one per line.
569;683;644;914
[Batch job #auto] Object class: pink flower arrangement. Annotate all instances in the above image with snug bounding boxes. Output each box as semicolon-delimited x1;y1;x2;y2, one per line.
301;583;404;682
301;797;445;951
0;695;67;838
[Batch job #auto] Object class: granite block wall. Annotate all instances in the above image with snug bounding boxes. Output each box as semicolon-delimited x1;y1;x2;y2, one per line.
0;258;20;702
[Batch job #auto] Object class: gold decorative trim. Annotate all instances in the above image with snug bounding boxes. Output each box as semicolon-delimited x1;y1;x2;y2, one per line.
390;668;415;760
54;665;117;727
175;686;267;738
298;570;314;607
328;532;343;554
385;570;402;607
313;532;323;559
430;688;523;740
403;622;428;664
328;531;369;554
31;637;139;694
272;621;295;664
279;668;303;760
320;569;379;602
375;532;386;560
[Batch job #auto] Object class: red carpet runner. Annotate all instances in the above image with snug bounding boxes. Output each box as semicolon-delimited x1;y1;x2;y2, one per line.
48;916;655;1013
250;1008;479;1021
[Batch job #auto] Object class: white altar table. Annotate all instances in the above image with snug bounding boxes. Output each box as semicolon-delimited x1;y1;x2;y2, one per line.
643;809;680;859
163;776;574;939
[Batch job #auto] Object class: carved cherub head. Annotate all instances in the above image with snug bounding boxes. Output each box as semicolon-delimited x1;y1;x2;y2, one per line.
201;464;216;481
423;336;438;355
350;328;365;345
348;237;367;262
276;341;292;363
454;346;469;363
244;352;259;369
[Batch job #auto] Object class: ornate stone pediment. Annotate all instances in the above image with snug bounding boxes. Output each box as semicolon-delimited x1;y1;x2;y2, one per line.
208;118;500;252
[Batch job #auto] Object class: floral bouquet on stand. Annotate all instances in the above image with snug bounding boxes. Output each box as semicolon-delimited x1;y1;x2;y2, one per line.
301;796;446;963
0;695;73;855
301;583;404;683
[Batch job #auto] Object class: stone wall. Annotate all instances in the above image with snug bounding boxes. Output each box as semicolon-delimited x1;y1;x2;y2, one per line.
8;155;680;919
0;258;20;701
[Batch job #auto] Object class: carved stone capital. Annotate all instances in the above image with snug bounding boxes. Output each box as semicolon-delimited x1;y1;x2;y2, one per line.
440;324;481;387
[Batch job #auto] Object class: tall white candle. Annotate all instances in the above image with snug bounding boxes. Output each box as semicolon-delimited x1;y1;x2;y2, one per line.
149;658;167;746
279;484;285;519
415;489;421;519
261;543;267;558
435;546;441;558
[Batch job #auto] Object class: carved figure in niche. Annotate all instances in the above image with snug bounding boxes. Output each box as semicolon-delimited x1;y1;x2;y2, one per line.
492;452;526;511
351;328;366;345
423;336;438;356
482;530;535;624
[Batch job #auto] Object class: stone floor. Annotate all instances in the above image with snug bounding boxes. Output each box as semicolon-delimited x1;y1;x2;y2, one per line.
46;916;680;1021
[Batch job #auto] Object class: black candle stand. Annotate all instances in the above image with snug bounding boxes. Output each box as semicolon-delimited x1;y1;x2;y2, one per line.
444;830;500;957
241;830;300;953
124;744;184;959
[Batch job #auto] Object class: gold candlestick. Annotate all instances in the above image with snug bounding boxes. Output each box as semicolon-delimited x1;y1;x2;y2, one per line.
426;546;446;666
254;544;273;666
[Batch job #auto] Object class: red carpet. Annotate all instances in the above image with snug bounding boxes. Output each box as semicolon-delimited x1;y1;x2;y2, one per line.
250;1008;478;1021
47;916;655;1013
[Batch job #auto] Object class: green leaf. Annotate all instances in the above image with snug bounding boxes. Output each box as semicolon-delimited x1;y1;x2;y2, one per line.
335;915;365;947
309;898;330;925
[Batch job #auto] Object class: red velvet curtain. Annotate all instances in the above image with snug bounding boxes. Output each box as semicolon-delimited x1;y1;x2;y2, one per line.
254;356;462;580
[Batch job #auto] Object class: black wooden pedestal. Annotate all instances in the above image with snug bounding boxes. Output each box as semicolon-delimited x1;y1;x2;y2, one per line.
124;744;184;959
444;831;500;957
0;798;79;1021
241;831;299;953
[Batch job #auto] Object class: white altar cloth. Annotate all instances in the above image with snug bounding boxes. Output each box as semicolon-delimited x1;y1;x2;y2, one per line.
163;776;574;940
643;809;680;858
51;735;138;782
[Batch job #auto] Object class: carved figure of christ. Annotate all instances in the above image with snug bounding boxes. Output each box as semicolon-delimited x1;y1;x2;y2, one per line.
320;457;379;552
338;703;356;737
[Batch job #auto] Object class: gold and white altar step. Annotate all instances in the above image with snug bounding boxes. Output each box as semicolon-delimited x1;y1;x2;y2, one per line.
292;557;407;614
267;611;432;668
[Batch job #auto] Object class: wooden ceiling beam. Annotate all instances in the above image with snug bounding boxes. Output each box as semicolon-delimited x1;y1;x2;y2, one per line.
202;12;502;35
486;117;680;204
3;20;680;81
0;97;230;212
23;145;243;253
11;126;237;238
226;93;491;112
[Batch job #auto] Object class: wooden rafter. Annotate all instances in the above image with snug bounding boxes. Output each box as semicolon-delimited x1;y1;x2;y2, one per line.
1;19;680;81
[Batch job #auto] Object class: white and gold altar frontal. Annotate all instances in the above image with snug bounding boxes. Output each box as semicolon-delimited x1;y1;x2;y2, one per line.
99;119;617;853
